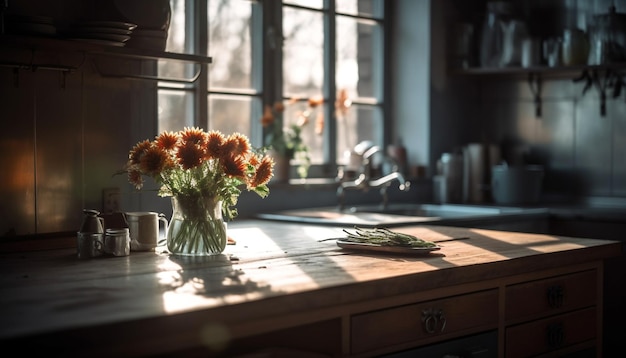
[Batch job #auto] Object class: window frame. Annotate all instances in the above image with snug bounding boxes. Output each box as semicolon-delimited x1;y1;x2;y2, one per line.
158;0;390;180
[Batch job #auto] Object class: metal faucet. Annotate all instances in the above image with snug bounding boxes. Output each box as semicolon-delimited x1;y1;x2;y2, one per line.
337;145;411;210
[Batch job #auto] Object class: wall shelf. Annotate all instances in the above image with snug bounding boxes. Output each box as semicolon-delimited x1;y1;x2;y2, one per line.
452;64;626;117
452;63;626;78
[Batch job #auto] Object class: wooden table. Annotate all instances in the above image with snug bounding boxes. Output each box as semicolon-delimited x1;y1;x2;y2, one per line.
0;220;621;357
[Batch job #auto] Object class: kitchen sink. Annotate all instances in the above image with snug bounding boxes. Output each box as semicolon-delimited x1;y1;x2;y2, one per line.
352;203;510;217
256;203;544;227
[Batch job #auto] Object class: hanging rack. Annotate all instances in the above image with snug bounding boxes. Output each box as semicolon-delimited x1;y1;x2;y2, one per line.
573;68;624;116
1;36;211;85
89;47;211;83
0;49;85;88
90;58;203;84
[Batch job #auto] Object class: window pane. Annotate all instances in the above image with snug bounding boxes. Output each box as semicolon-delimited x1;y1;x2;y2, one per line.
208;0;252;89
283;7;324;98
336;104;382;165
336;0;378;17
336;16;381;99
208;95;254;137
283;0;323;10
166;0;186;54
159;90;194;132
158;60;200;83
159;0;189;80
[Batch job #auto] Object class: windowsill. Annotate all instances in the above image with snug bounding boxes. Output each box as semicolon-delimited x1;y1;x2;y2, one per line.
268;177;340;189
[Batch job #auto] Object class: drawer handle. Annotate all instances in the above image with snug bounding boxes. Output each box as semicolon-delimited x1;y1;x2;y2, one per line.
547;285;564;308
436;309;447;333
547;322;565;348
422;310;436;333
421;308;446;334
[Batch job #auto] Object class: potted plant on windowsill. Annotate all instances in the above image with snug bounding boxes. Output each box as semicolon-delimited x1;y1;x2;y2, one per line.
260;97;323;182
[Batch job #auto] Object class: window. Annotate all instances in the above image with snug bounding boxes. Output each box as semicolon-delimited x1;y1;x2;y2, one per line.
158;0;387;178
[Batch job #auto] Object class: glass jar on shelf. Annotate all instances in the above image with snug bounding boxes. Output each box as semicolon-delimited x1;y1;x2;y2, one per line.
480;1;514;68
562;28;589;66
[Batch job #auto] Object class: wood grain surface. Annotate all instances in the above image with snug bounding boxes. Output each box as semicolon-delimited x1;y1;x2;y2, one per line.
0;220;621;356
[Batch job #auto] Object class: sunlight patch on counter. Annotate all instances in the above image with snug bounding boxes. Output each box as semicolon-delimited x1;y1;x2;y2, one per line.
300;225;346;240
157;265;276;314
469;228;588;253
156;227;324;314
227;227;284;253
160;289;268;314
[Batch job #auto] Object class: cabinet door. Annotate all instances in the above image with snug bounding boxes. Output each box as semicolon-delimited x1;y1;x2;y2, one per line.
505;270;597;323
0;67;36;236
505;307;596;358
351;289;498;354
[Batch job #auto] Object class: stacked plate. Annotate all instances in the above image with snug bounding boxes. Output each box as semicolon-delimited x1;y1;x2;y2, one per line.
68;21;137;47
125;28;168;51
4;14;57;37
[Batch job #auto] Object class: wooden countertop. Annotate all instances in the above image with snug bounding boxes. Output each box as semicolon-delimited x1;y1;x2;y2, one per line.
0;220;621;356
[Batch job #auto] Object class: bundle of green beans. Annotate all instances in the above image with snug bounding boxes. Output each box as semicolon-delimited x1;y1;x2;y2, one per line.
342;227;437;248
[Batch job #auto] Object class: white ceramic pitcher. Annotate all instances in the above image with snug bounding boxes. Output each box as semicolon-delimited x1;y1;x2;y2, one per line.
125;212;168;251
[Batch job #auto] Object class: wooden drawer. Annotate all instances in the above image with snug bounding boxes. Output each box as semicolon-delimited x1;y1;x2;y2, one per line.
505;270;597;323
350;289;498;354
505;307;596;358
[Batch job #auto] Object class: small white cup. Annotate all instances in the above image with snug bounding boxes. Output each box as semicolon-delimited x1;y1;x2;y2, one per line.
125;212;168;251
77;232;104;259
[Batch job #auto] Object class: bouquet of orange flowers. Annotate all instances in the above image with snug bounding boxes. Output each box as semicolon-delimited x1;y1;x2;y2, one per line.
126;127;273;220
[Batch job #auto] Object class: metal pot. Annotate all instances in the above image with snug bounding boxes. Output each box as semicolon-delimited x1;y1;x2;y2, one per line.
491;165;544;205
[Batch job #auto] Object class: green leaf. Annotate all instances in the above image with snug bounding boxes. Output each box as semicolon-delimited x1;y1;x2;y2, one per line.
253;185;270;198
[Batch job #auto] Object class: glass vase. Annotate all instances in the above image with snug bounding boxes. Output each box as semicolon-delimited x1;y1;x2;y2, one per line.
166;195;227;256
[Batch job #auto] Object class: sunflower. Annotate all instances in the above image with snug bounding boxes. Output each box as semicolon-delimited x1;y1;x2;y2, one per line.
176;142;204;170
229;132;251;156
180;127;207;146
156;131;179;150
222;154;247;178
129;140;152;165
251;156;274;187
206;130;225;159
220;136;239;159
128;169;143;190
139;146;169;176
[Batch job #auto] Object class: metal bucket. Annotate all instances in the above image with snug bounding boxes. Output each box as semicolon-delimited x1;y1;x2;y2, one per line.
491;165;544;205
